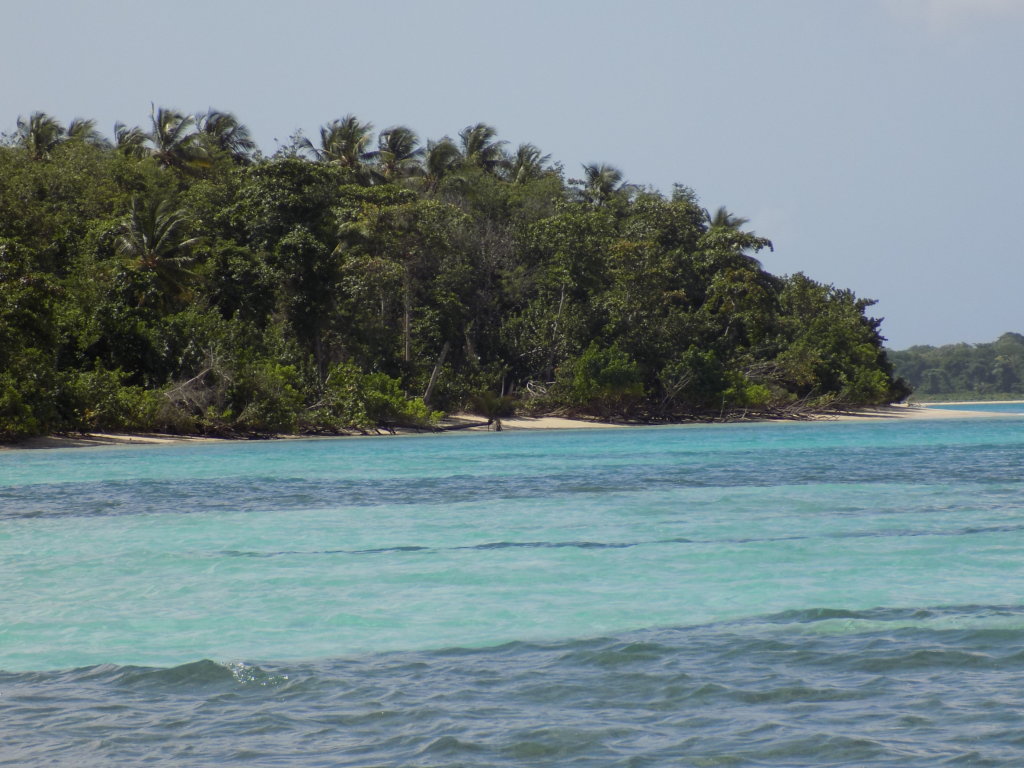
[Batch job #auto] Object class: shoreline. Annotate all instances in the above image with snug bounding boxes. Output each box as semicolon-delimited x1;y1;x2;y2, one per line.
823;403;1022;422
917;399;1024;406
3;402;1021;451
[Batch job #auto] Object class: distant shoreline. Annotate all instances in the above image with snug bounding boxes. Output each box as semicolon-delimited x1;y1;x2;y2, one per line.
919;400;1024;406
4;402;1021;451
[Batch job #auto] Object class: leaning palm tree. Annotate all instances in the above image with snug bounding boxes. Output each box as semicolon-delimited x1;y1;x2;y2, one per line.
418;137;463;193
117;196;202;308
302;114;373;169
15;112;64;159
508;143;551;183
579;163;628;206
364;125;424;183
114;122;149;158
196;109;257;164
147;106;207;171
458;122;508;174
470;390;516;431
65;118;108;147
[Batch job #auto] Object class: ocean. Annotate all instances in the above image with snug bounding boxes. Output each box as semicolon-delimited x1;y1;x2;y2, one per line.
2;415;1024;766
927;401;1024;414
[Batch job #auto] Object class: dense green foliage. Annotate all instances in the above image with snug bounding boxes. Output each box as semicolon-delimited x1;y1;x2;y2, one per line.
0;109;906;440
889;332;1024;399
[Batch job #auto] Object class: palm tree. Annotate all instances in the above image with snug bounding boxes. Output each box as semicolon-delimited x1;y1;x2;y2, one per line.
364;125;424;182
302;114;373;169
147;106;207;171
699;206;772;268
419;137;462;193
15;112;64;159
508;143;551;183
114;122;149;158
579;163;628;206
707;206;750;231
196;109;257;164
458;123;508;174
117;196;202;308
471;390;516;431
65;118;108;147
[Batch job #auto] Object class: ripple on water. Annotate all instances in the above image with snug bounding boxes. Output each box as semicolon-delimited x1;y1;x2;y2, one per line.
4;420;1024;765
4;608;1024;766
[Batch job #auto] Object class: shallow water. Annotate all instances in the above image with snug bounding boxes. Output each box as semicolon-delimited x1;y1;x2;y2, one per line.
928;401;1024;413
2;417;1024;766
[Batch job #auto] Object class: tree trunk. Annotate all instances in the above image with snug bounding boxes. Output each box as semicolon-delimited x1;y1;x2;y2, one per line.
545;284;567;380
423;341;450;407
403;271;412;363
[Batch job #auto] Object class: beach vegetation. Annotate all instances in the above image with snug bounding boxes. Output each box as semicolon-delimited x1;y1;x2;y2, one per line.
470;390;516;431
556;342;645;418
0;107;908;439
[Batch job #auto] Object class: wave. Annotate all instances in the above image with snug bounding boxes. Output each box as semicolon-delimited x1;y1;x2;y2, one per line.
7;605;1024;766
0;659;291;691
7;603;1024;680
198;521;1024;558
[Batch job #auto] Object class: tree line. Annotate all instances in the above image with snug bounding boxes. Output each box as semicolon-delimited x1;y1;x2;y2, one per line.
0;107;908;440
888;332;1024;399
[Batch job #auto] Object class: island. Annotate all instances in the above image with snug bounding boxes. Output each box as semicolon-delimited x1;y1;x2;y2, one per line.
1;109;908;442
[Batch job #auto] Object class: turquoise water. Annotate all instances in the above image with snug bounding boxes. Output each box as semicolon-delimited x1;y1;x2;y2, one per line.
2;416;1024;766
928;401;1024;413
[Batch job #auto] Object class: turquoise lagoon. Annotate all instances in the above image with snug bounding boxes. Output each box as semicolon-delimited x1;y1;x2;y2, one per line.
927;400;1024;413
2;414;1024;766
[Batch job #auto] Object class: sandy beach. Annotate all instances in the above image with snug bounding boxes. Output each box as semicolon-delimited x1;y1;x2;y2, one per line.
2;403;1019;450
470;404;1024;428
0;432;230;450
824;403;1022;422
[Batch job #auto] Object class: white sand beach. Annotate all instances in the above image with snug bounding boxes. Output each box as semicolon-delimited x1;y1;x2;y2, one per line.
826;403;1023;422
3;403;1019;450
0;432;229;450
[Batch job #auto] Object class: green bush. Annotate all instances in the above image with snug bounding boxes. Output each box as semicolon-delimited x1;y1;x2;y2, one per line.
555;342;645;418
321;362;440;431
839;367;892;406
232;362;305;433
657;346;726;413
61;364;162;432
361;372;440;429
0;376;42;441
723;377;774;410
320;361;371;430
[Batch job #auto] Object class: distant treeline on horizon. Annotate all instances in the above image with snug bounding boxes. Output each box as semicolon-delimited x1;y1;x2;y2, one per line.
889;332;1024;399
0;108;907;440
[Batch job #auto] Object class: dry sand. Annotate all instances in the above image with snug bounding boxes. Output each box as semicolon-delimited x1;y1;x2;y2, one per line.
1;432;229;450
825;403;1022;422
478;404;1022;428
453;415;620;431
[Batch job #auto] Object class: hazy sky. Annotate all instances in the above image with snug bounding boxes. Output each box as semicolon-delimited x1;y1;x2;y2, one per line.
4;0;1022;348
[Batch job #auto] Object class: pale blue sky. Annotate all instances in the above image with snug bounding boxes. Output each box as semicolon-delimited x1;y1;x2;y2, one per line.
4;0;1022;348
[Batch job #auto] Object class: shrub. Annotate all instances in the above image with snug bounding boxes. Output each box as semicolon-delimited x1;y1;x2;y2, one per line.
60;364;163;432
321;362;441;431
232;362;304;433
470;390;516;430
361;372;440;429
555;342;645;418
0;377;41;441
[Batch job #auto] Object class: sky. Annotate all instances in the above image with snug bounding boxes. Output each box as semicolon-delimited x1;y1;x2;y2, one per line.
3;0;1022;349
